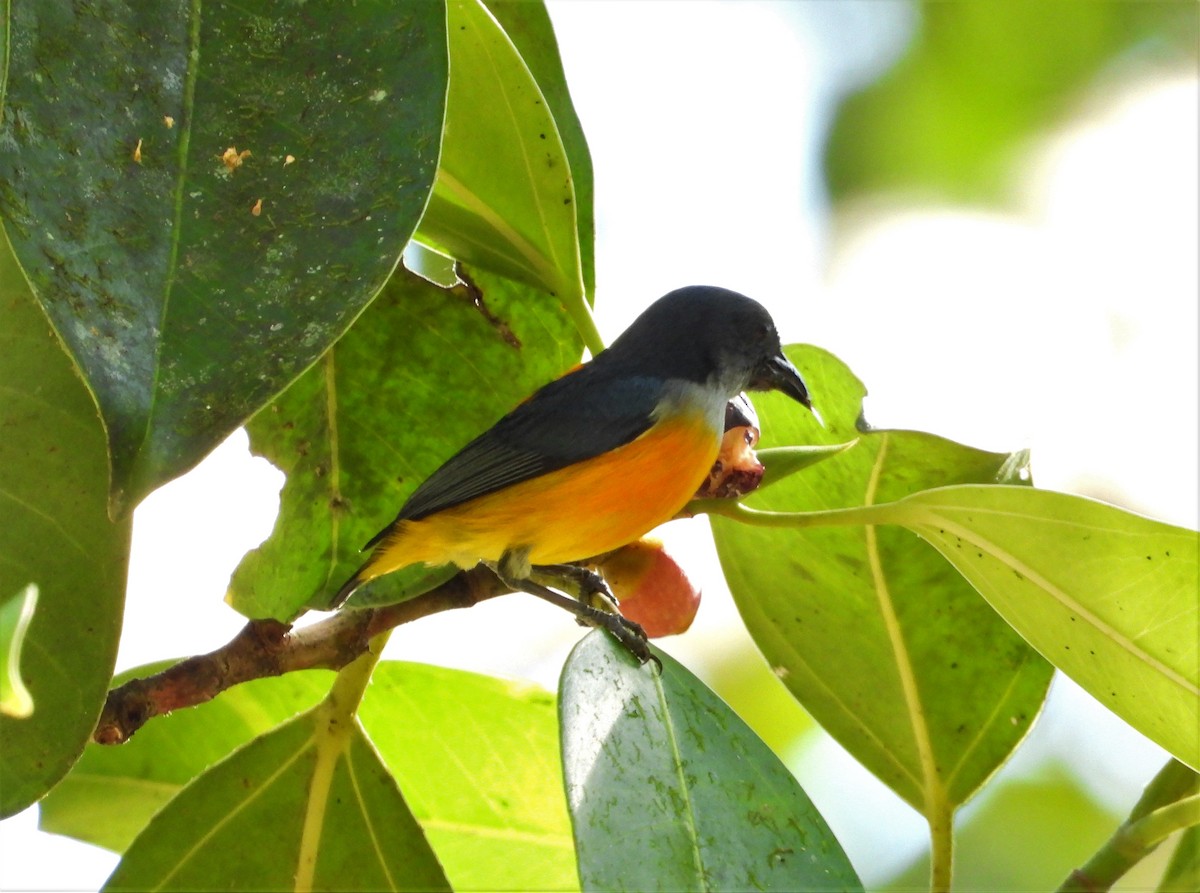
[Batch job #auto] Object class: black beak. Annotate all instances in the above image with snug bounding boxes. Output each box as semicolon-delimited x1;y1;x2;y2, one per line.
750;352;811;410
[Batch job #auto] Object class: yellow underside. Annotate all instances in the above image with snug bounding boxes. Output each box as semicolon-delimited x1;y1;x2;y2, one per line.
360;412;719;581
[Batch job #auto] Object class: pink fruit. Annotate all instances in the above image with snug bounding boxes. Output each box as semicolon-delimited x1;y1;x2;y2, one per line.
596;538;701;638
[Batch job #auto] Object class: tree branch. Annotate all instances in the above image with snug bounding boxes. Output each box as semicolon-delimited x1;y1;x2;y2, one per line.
93;566;509;745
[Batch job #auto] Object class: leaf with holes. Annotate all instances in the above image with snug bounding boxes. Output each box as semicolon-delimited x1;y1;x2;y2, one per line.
229;266;581;620
711;345;1052;820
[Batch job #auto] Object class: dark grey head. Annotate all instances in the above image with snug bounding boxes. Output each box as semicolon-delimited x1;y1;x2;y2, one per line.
602;285;811;409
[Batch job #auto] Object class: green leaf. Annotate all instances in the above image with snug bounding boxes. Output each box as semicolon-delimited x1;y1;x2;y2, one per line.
103;698;450;892
0;1;447;512
874;485;1200;771
417;1;586;314
825;1;1198;205
710;346;1052;816
560;631;863;893
0;237;130;817
0;584;38;718
1160;824;1200;892
484;0;596;297
753;441;859;494
231;265;581;619
360;662;578;892
44;661;575;892
39;666;332;853
885;764;1121;891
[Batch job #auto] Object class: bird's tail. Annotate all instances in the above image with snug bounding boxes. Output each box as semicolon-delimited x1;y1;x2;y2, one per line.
329;562;372;610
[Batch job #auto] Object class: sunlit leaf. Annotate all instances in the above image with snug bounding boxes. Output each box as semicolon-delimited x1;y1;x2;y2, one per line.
0;584;38;718
1160;824;1200;893
417;0;583;305
361;662;577;891
103;699;450;892
484;0;596;297
874;485;1200;771
0;239;130;817
43;661;574;892
39;666;332;853
711;345;1052;816
230;266;581;619
560;631;863;892
0;1;447;512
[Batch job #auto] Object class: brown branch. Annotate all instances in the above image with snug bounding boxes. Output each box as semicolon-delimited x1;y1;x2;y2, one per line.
93;567;509;745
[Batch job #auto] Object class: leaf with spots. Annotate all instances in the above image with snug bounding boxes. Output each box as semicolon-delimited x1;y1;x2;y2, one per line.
229;266;581;620
872;485;1200;771
560;631;863;892
0;0;447;514
416;0;596;347
710;345;1052;822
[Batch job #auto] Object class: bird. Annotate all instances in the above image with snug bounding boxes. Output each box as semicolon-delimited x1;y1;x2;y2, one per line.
332;285;815;659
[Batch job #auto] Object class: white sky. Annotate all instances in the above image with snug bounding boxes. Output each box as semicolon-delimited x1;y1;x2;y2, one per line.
3;2;1196;889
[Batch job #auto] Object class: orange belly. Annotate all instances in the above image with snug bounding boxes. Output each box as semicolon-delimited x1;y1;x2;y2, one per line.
360;413;719;579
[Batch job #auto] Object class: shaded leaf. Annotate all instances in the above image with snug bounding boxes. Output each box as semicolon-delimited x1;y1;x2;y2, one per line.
874;485;1200;770
417;0;583;304
0;239;130;817
103;698;450;892
230;265;581;619
710;345;1052;815
825;1;1198;205
0;0;447;512
560;631;863;893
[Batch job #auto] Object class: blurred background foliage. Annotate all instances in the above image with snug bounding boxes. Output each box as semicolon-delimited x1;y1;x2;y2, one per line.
825;0;1198;204
699;2;1198;889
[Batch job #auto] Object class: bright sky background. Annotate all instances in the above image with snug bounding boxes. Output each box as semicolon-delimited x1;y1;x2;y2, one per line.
2;2;1196;890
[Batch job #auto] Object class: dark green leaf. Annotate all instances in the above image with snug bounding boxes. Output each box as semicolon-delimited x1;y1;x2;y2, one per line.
0;0;447;512
825;1;1198;204
231;266;580;620
560;631;863;893
710;345;1052;814
0;238;130;817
